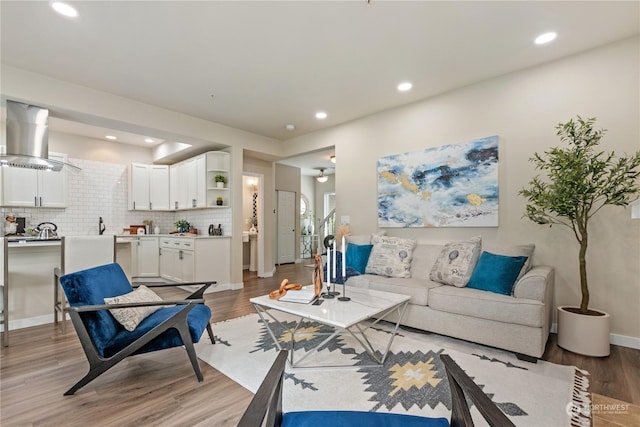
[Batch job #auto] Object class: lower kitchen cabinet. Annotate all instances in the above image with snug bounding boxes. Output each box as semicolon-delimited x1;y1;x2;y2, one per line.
131;236;160;277
159;237;229;286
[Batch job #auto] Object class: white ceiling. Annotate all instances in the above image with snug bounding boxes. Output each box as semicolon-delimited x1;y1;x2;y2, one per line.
1;1;638;175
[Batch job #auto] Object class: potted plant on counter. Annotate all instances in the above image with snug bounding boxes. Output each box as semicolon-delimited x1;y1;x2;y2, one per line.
215;175;227;188
519;116;640;356
175;219;190;234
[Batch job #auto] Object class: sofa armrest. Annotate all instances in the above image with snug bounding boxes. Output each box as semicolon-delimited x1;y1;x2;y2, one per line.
512;265;554;302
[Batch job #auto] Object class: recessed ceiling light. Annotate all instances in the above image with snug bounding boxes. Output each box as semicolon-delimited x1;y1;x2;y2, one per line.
397;82;413;92
51;2;78;18
315;111;328;120
285;124;296;131
535;32;557;45
144;138;154;143
105;135;117;140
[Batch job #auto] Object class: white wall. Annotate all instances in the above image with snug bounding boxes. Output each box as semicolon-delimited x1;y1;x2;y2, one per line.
284;37;640;342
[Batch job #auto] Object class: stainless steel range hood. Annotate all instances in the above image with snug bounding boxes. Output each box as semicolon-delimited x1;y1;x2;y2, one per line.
1;100;80;173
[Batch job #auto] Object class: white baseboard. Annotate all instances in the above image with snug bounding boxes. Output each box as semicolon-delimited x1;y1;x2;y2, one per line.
551;322;640;350
0;314;54;332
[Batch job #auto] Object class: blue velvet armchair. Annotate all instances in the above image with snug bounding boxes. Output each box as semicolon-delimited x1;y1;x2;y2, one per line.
59;262;215;395
238;351;515;427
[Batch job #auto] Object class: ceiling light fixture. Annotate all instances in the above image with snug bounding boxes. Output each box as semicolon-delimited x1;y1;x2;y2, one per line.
105;135;117;140
51;2;78;18
285;124;296;131
316;168;328;183
535;32;557;45
144;138;154;143
330;155;336;164
315;111;328;120
397;82;413;92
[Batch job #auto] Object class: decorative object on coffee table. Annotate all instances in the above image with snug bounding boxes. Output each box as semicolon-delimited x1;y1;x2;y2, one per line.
519;116;640;356
338;236;350;301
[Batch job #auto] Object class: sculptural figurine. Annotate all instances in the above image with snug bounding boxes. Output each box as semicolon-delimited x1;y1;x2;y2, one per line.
313;253;324;297
269;279;303;300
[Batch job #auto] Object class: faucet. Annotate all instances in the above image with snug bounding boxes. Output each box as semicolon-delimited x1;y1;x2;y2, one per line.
99;217;106;235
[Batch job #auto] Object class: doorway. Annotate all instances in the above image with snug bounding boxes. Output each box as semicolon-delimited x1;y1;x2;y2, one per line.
242;172;265;276
276;190;296;264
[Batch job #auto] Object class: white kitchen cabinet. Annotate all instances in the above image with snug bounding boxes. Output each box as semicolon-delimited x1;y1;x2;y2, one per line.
128;163;169;211
167;151;228;211
159;237;229;286
1;153;68;208
149;165;170;210
131;236;159;277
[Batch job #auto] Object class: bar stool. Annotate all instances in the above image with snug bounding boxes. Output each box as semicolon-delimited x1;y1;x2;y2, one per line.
54;235;116;333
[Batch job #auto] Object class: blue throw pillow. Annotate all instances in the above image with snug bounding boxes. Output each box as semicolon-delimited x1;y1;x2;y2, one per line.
467;251;528;296
345;243;373;274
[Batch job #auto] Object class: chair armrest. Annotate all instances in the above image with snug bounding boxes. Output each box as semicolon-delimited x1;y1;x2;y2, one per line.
512;265;554;302
131;281;215;299
442;354;515;427
66;299;205;313
238;351;287;427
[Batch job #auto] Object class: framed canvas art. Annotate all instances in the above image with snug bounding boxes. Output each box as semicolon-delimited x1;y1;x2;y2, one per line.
377;135;499;227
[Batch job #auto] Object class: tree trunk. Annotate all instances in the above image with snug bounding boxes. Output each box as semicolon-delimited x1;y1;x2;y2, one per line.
579;233;589;313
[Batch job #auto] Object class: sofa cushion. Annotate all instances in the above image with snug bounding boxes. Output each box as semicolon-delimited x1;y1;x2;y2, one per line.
429;236;481;287
345;243;373;274
347;274;439;306
408;244;443;279
467;251;528;295
428;285;545;328
482;241;535;281
365;235;416;278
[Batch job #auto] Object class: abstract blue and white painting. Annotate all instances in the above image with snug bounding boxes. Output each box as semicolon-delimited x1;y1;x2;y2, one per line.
377;136;499;227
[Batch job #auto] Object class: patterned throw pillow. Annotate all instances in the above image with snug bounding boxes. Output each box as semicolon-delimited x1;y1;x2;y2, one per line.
365;235;417;278
104;285;164;332
429;236;482;287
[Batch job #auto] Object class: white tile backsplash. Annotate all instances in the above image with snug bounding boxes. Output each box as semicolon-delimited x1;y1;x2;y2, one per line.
2;158;232;237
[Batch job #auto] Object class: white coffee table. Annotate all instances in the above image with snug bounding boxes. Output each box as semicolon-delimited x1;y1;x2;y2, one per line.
250;286;410;369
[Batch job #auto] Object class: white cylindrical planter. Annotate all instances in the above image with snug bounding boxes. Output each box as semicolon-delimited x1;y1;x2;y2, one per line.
557;306;610;357
216;182;224;188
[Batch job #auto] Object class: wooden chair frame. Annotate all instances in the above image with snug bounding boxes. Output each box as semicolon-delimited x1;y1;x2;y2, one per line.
238;351;515;427
64;281;215;396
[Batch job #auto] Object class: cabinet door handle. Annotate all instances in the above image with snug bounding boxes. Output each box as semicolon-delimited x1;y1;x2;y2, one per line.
192;198;196;208
39;196;42;206
175;201;178;210
133;201;136;210
34;196;37;207
179;250;183;260
150;202;153;210
159;248;162;256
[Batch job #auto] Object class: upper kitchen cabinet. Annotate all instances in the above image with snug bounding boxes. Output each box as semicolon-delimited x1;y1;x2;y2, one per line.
1;152;68;208
206;151;230;208
170;152;228;210
128;163;170;211
170;156;205;210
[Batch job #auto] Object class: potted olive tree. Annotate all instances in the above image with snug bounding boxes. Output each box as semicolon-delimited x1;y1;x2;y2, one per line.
519;116;640;356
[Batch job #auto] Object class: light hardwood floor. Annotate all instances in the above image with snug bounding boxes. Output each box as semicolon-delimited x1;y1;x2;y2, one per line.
1;262;638;426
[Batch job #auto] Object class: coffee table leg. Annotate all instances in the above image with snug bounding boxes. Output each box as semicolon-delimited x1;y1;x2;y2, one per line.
252;303;286;352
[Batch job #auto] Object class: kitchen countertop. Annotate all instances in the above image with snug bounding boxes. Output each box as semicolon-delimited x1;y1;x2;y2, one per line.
117;234;231;238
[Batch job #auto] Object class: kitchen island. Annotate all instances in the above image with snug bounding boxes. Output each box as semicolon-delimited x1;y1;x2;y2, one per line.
2;238;62;346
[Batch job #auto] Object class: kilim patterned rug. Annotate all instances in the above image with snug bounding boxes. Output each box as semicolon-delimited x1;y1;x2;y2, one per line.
196;313;591;426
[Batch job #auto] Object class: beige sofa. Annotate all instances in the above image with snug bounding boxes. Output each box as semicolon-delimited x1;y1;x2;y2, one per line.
345;240;554;361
